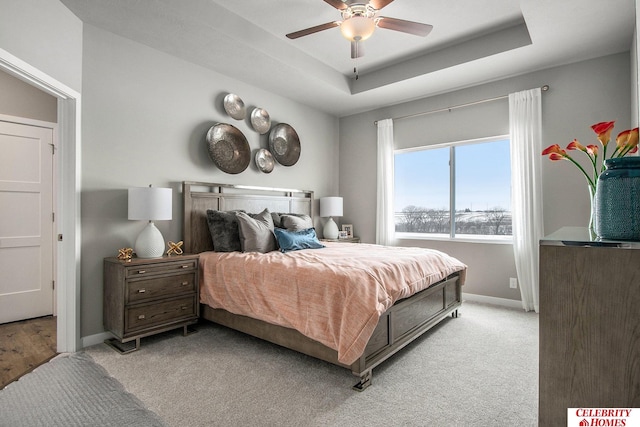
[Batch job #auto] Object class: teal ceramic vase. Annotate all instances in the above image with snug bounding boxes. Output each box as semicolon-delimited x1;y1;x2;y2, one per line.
595;156;640;240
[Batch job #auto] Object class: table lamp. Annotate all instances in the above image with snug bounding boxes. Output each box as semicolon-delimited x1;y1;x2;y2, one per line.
320;196;343;239
128;185;172;258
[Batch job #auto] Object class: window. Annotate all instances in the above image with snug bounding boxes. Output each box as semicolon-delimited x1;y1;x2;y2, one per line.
394;136;512;240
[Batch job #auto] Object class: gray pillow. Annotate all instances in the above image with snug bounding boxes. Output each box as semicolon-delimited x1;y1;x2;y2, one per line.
272;212;311;229
236;209;277;253
206;210;244;252
281;214;313;231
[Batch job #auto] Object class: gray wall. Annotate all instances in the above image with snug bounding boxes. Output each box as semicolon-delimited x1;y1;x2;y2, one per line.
0;0;83;92
339;52;631;301
80;25;340;337
0;70;57;122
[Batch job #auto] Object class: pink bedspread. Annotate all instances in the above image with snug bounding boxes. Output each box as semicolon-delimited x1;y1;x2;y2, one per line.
199;242;467;365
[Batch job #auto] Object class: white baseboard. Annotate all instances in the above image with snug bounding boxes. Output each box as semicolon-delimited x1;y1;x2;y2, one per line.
81;331;113;349
462;293;523;309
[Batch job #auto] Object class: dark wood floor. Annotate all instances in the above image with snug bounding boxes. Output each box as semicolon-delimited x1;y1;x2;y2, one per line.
0;316;57;389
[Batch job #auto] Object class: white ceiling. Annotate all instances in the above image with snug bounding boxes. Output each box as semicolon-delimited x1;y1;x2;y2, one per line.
60;0;636;117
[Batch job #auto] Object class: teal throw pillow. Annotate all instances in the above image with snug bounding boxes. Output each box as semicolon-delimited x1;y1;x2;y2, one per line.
273;227;325;253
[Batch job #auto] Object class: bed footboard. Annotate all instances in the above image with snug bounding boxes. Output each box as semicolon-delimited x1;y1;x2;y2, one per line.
201;273;462;391
351;274;461;390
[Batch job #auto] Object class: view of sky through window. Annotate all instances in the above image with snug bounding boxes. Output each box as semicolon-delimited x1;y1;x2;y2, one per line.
455;139;511;212
394;139;511;213
394;138;512;237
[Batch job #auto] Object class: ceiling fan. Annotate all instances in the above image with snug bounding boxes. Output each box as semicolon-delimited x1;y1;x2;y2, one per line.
286;0;433;59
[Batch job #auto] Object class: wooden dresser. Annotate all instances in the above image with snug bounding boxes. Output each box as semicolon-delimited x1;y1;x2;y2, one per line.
539;227;640;426
103;254;199;353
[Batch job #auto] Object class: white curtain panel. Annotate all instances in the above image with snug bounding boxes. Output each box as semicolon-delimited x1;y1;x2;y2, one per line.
376;119;395;246
509;88;544;313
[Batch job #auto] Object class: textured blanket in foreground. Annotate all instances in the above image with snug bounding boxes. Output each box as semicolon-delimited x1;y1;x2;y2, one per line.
0;352;167;427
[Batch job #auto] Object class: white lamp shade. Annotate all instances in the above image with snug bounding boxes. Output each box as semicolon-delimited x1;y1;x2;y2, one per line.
128;186;172;220
320;197;343;218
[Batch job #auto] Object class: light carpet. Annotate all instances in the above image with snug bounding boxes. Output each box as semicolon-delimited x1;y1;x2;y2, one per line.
85;301;539;427
0;352;167;427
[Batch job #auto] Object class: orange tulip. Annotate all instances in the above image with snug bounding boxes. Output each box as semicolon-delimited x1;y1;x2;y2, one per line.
542;144;565;156
567;139;587;151
616;129;631;149
586;145;599;156
627;127;639;149
591;121;615;146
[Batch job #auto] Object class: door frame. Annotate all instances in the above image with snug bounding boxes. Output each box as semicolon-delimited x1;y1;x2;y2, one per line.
0;48;81;353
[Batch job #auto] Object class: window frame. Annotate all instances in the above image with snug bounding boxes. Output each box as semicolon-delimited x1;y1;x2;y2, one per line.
394;134;512;244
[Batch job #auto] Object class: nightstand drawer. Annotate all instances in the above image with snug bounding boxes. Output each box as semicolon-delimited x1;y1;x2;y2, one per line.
125;259;197;278
125;296;197;333
127;273;196;303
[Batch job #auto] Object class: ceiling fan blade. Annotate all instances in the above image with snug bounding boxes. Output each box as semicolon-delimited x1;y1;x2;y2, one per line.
286;21;341;39
323;0;349;10
376;16;433;37
351;40;365;58
369;0;394;10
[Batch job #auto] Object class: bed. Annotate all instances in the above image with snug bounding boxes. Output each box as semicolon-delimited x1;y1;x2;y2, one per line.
183;181;466;390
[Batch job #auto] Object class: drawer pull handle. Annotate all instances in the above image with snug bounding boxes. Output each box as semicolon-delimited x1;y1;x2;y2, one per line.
181;265;189;269
137;270;146;274
138;314;145;320
181;305;187;310
181;281;189;286
138;289;146;293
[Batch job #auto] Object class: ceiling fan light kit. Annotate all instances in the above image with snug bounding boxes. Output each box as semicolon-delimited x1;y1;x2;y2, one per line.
340;4;377;41
286;0;433;61
341;15;376;41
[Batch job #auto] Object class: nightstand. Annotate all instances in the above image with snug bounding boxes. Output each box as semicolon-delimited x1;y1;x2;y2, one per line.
103;254;199;353
321;237;361;243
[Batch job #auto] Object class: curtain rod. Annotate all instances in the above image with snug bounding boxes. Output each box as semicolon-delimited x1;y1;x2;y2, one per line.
373;85;549;125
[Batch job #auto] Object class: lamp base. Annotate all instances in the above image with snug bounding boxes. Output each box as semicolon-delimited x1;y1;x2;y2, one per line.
134;221;165;258
323;217;339;240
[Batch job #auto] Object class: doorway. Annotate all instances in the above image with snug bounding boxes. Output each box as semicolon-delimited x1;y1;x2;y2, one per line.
0;47;81;353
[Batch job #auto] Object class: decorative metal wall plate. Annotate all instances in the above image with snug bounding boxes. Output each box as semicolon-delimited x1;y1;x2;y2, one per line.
250;107;271;134
206;123;250;174
268;123;301;166
223;93;246;120
255;148;275;173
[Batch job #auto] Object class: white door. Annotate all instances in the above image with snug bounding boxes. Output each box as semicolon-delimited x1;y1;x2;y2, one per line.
0;120;54;323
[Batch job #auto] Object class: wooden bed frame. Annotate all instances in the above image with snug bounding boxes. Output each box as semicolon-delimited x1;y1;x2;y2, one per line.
182;181;462;390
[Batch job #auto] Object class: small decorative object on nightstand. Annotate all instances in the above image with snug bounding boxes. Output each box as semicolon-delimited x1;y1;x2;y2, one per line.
166;240;184;256
117;247;133;261
342;224;353;238
103;254;199;354
321;237;361;243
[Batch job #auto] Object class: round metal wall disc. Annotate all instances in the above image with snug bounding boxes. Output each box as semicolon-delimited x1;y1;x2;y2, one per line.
206;123;250;174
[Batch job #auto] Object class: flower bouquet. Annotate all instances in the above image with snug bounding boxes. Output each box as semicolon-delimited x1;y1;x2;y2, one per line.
541;121;639;195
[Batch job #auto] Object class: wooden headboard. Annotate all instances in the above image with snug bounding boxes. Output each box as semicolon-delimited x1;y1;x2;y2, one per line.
182;181;314;254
